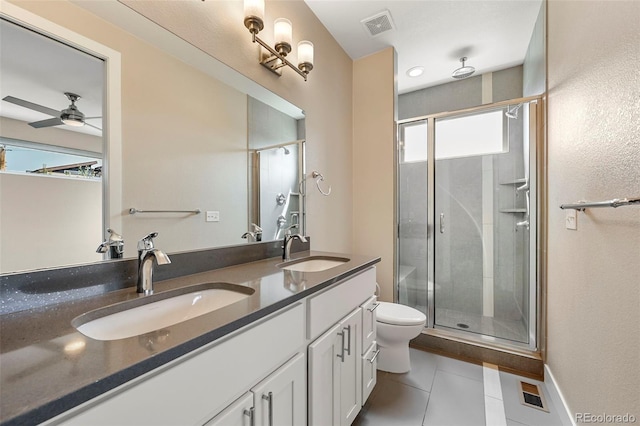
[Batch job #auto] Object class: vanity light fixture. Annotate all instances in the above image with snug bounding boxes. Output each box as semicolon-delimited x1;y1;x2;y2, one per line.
243;0;313;81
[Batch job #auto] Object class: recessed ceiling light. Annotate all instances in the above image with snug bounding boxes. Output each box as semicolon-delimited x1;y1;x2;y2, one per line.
407;66;424;78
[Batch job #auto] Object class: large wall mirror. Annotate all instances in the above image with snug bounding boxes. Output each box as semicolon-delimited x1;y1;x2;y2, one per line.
0;1;305;274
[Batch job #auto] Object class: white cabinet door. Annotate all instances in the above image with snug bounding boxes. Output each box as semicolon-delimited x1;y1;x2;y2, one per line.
252;352;306;426
361;342;379;404
204;392;254;426
360;296;378;354
308;323;342;426
339;308;362;426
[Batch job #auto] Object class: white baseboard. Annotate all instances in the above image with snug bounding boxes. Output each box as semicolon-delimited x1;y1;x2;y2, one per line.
544;364;576;426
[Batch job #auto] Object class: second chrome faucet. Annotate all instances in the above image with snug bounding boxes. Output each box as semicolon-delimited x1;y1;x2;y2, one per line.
283;225;307;261
137;232;171;295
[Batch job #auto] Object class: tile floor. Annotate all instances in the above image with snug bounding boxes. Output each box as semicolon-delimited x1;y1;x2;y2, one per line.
353;348;566;426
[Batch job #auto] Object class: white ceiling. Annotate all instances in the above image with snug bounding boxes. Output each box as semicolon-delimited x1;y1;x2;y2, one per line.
0;18;104;137
304;0;543;94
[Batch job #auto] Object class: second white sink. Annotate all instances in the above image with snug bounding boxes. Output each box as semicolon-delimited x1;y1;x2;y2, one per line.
278;256;349;272
73;283;254;341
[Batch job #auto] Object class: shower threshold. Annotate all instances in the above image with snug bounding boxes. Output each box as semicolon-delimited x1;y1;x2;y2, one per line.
411;328;543;380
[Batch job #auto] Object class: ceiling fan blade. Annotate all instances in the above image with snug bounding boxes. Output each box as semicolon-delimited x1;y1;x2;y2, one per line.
29;117;63;128
3;96;61;117
85;122;102;131
84;116;102;120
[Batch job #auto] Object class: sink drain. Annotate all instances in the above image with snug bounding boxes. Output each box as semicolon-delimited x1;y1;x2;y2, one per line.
456;323;469;329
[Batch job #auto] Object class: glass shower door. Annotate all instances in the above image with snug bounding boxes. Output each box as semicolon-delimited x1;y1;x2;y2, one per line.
433;105;532;344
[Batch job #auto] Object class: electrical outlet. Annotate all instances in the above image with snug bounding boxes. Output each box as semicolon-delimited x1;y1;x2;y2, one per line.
565;209;577;230
206;211;220;222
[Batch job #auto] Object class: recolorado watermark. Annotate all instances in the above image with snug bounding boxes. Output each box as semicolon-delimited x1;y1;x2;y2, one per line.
576;413;637;423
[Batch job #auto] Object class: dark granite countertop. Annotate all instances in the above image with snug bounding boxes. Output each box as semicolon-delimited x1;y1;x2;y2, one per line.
0;250;380;425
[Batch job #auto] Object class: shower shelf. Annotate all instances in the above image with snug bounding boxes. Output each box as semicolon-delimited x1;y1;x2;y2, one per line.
499;178;527;185
500;208;527;213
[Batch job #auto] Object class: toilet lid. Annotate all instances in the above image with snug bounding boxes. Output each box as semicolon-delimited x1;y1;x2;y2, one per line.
376;302;426;326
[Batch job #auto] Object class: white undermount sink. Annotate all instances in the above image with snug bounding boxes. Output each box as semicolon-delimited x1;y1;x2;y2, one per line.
278;256;349;272
73;283;254;341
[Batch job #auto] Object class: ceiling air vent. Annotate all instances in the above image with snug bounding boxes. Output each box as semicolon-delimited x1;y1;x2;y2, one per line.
361;10;395;38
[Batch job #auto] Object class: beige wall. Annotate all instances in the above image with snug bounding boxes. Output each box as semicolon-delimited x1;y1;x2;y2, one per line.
353;48;397;302
0;173;101;271
547;0;640;416
120;0;355;254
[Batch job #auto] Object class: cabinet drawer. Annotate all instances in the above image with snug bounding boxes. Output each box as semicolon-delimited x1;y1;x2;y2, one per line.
362;342;379;404
360;295;378;354
58;303;304;426
307;267;376;340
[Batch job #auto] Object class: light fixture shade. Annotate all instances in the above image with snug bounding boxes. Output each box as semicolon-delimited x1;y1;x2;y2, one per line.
243;0;264;33
274;18;292;46
244;0;264;21
297;41;314;66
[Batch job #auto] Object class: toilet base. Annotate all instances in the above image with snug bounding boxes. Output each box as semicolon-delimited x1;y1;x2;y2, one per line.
376;344;411;374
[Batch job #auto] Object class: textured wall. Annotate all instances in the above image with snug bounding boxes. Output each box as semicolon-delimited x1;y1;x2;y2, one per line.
547;0;640;416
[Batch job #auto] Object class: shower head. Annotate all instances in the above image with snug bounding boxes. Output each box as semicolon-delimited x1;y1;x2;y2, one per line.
505;103;523;119
452;57;475;79
281;146;290;155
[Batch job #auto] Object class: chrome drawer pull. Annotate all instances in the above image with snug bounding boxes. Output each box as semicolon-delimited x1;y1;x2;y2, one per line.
262;392;273;426
345;325;352;356
337;330;345;362
243;407;255;426
369;348;380;364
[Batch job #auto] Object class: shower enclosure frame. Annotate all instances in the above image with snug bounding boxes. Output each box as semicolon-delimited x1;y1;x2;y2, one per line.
396;95;546;354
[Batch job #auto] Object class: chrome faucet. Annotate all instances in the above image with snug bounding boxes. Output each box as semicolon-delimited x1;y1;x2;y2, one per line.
242;223;263;242
282;225;307;261
137;232;171;295
241;231;256;242
96;228;124;259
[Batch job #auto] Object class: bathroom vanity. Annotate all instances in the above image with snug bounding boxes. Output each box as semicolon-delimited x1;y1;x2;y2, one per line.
0;249;380;426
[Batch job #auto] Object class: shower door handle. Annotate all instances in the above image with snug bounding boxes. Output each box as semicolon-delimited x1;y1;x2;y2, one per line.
440;213;445;234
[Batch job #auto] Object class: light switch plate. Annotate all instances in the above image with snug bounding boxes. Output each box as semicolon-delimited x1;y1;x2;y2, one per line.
206;211;220;222
565;209;577;230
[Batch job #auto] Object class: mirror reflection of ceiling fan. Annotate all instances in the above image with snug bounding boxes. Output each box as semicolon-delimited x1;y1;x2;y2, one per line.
2;92;102;131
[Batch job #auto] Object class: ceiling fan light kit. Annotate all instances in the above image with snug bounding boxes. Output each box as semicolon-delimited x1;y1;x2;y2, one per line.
60;92;85;126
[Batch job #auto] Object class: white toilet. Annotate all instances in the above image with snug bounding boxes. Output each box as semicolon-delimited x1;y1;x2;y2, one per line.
376;302;427;373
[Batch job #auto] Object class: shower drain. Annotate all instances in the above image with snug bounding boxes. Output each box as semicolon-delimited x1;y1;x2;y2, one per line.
456;323;469;329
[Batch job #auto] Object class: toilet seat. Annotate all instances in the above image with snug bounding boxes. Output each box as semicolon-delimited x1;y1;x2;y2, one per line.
376;302;426;326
